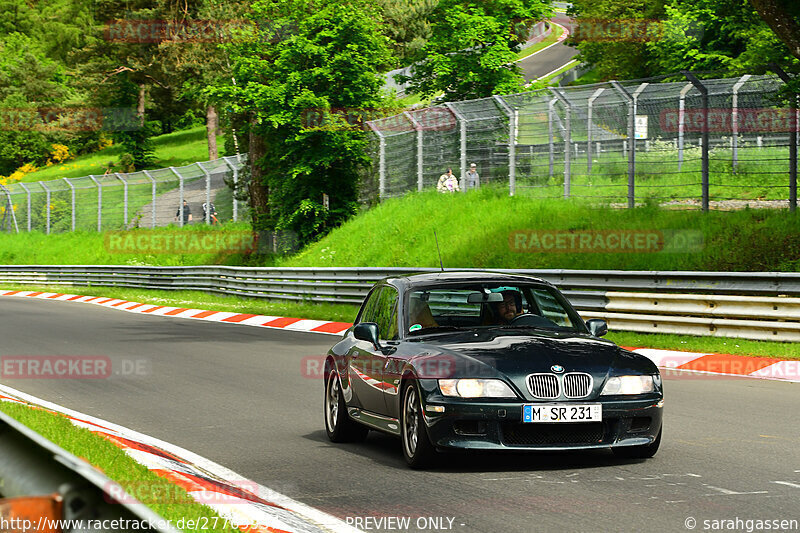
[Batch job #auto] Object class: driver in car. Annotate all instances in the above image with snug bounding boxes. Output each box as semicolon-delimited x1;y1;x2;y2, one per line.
491;290;524;324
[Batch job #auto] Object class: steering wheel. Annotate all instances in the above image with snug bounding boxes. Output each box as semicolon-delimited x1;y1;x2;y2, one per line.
509;313;557;327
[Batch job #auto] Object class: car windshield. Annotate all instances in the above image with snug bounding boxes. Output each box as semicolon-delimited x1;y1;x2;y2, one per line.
405;283;583;335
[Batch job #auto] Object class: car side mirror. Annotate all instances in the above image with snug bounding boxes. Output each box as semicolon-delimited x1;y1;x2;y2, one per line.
353;322;382;349
586;319;608;337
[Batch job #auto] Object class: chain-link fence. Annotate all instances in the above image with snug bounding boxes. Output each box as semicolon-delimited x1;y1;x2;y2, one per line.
0;155;248;233
366;72;799;210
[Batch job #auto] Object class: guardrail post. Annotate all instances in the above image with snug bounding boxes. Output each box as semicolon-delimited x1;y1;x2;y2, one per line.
197;162;212;224
444;103;468;191
114;172;128;225
169;167;185;227
587;88;605;174
683;71;710;212
731;74;751;173
404;111;424;191
17;182;31;232
551;88;571;198
39;181;51;234
772;65;798;212
221;157;239;221
63;178;76;231
678;82;694;171
0;184;18;233
493;95;517;196
367;123;387;199
142;170;157;227
88;175;102;231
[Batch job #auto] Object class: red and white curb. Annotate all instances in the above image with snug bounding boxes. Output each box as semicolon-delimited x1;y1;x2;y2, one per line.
0;290;352;336
0;383;361;533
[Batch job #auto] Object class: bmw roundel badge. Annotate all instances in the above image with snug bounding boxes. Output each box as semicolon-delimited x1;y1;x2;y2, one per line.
551;365;565;373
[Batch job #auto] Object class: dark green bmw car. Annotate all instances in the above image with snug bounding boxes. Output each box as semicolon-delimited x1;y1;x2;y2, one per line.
323;271;664;468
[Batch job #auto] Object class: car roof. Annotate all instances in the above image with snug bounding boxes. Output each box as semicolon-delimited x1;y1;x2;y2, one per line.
380;271;555;291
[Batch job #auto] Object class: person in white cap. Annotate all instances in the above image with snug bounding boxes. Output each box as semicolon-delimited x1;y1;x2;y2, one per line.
465;163;480;190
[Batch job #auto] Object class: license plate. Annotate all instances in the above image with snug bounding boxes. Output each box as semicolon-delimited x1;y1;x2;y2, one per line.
522;404;602;423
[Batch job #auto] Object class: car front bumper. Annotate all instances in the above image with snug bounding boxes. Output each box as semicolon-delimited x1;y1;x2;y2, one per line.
419;387;663;452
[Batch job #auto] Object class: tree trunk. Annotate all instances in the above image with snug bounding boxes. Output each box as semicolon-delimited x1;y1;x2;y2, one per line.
137;85;146;126
206;105;219;160
248;114;270;230
749;0;800;60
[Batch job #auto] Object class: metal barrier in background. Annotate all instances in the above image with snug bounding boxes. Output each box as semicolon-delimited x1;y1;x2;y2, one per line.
1;155;248;234
1;266;799;341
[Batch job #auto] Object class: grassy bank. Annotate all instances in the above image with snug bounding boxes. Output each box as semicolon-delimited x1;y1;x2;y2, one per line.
0;401;238;532
282;189;800;271
21;127;220;182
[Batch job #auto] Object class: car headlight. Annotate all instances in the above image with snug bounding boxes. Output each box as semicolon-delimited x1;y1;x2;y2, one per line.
601;375;655;395
438;379;517;398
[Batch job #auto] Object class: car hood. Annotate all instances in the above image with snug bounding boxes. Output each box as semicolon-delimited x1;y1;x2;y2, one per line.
408;329;658;398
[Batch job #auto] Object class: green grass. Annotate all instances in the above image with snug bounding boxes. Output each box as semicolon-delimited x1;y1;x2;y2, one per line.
280;188;800;271
21;127;220;182
0;224;269;266
516;23;565;61
607;331;800;360
0;401;238;532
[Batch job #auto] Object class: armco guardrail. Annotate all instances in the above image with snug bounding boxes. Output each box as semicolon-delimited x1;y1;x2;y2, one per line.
1;266;800;341
0;410;179;533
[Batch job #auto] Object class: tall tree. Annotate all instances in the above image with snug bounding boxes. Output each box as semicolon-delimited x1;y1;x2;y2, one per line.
216;0;392;244
749;0;800;61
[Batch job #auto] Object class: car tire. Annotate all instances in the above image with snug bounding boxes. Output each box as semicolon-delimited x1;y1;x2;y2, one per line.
324;370;369;443
613;425;662;459
400;381;436;469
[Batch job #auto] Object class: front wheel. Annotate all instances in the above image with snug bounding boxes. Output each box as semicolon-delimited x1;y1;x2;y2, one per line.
400;381;436;469
324;371;368;442
613;425;661;459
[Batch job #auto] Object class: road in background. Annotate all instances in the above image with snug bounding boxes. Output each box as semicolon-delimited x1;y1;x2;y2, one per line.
1;297;799;533
518;14;579;82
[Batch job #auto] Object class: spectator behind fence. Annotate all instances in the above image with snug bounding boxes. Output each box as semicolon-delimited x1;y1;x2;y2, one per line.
175;200;192;224
465;163;480;190
437;168;460;193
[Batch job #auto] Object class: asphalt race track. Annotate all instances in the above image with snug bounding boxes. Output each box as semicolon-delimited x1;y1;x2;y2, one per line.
2;297;799;533
518;42;579;83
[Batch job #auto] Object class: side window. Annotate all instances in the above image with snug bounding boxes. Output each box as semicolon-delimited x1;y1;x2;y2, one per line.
358;288;381;324
373;287;399;340
531;289;574;328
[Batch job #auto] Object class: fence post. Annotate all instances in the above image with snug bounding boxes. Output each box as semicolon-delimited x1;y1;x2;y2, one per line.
367;123;387;199
63;178;75;232
444;103;468;191
551;88;571;198
221;157;239;221
0;184;18;233
169;167;185;227
678;82;693;171
587;88;605;174
18;182;31;232
548;98;557;177
114;172;128;226
731;75;751;173
683;71;710;212
142;170;157;228
404;111;424;191
88;175;102;231
493;95;516;196
611;81;635;208
197;162;211;225
772;65;798;212
40;181;51;234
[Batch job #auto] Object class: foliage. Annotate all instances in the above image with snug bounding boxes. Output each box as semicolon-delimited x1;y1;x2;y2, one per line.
405;0;551;101
218;0;392;245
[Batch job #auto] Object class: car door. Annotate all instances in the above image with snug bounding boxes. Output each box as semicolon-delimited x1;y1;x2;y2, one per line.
348;286;399;415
